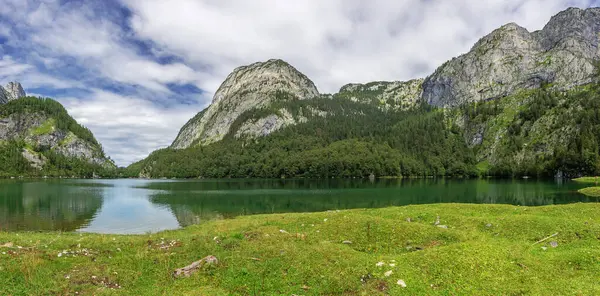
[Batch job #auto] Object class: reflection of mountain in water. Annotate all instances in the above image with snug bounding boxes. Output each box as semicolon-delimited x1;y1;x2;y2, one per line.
0;180;105;231
148;179;593;226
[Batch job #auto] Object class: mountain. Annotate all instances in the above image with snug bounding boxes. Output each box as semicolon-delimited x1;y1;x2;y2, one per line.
423;7;600;107
0;84;116;177
171;59;319;149
130;7;600;179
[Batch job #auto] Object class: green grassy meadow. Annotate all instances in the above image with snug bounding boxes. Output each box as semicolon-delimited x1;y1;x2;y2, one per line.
1;203;599;295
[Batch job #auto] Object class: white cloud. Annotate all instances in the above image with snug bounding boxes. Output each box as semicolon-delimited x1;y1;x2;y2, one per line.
124;0;594;93
0;56;82;89
2;0;203;93
58;90;201;165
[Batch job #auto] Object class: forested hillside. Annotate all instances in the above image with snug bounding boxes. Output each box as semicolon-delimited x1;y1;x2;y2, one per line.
0;97;117;178
128;80;600;179
125;96;476;178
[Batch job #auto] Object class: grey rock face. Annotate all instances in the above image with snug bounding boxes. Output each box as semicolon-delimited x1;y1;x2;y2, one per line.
337;79;423;110
172;59;319;149
21;149;46;170
423;7;600;107
0;82;26;104
234;109;298;139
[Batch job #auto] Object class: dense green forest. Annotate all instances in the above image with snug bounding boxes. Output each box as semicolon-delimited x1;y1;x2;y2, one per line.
0;97;117;178
126;97;477;178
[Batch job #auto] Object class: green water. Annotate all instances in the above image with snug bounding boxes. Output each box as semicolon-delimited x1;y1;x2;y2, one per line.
0;178;595;234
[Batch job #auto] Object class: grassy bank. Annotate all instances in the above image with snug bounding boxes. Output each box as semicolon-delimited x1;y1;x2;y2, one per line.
573;176;600;184
578;187;600;197
1;203;599;295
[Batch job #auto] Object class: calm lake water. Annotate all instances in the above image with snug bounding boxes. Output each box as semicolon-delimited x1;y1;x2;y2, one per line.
0;178;596;234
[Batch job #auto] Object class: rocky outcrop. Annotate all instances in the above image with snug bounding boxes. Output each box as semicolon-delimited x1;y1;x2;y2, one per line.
171;59;319;149
423;7;600;107
337;79;423;110
0;82;26;104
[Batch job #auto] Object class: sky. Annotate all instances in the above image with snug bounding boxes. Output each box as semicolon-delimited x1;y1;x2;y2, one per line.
0;0;598;166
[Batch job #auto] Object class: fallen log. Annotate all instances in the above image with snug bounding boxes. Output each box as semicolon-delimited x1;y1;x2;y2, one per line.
173;255;219;278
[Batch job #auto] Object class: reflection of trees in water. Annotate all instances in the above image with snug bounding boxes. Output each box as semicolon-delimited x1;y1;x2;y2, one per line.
0;181;104;231
149;179;591;227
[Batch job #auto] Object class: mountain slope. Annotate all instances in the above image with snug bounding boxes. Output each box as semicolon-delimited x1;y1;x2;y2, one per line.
171;59;319;149
0;88;116;177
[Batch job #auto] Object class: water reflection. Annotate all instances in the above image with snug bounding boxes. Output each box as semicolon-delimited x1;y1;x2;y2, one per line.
0;180;104;231
0;178;595;234
148;179;595;227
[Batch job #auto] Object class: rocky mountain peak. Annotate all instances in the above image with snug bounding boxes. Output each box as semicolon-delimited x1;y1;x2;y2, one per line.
171;59;319;149
423;7;600;107
0;81;26;104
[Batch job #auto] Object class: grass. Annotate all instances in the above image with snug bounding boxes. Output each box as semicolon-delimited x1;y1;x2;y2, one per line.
1;203;599;295
578;187;600;197
30;118;55;136
573;176;600;184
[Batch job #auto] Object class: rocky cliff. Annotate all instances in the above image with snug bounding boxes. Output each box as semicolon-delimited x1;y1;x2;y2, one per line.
423;7;600;107
171;59;319;149
0;82;26;104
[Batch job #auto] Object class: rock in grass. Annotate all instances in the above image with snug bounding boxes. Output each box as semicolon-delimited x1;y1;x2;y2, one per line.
173;255;219;278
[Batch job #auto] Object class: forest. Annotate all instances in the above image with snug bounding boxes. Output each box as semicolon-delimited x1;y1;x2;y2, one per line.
125;97;477;178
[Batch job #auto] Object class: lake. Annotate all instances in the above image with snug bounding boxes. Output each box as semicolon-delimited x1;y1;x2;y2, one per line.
0;178;595;234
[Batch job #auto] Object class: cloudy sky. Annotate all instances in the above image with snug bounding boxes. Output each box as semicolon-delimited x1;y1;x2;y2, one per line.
0;0;598;166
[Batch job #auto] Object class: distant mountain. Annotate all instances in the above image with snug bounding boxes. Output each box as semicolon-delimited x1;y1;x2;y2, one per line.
130;7;600;179
0;85;116;177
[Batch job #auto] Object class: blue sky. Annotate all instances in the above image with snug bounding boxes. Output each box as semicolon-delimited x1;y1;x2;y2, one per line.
0;0;598;166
